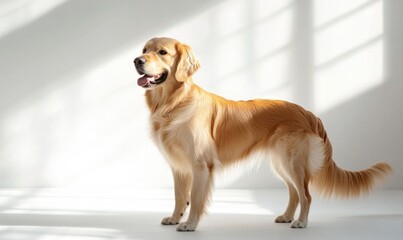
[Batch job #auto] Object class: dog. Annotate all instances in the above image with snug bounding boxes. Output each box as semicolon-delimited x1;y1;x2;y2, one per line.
133;37;392;232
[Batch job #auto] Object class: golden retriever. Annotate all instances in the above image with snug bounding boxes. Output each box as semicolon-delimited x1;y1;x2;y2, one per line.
133;37;392;232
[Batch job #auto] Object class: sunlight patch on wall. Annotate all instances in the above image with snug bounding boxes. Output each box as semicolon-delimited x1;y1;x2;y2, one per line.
313;0;384;113
160;0;294;102
252;0;293;21
213;34;249;79
212;0;250;37
0;0;66;38
255;51;293;99
314;40;383;113
314;0;375;28
253;3;293;59
314;0;382;65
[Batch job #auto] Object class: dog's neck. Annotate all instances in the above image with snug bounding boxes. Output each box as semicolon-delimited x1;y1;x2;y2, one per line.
145;79;195;116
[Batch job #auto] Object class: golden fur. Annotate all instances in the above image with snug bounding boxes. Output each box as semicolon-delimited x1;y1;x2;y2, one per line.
134;37;392;231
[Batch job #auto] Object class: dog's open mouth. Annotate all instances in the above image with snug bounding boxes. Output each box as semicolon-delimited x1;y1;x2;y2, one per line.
137;72;168;88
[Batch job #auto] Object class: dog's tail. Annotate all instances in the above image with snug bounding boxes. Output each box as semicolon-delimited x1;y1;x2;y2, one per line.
310;118;392;198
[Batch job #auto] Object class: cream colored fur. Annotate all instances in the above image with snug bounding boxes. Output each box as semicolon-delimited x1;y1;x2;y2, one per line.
134;37;392;232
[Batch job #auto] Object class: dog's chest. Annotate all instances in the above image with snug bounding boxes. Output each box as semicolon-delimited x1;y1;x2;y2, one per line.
152;104;195;137
150;106;197;170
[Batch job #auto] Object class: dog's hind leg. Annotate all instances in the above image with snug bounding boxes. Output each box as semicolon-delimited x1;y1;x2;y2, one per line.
275;179;299;223
288;170;311;228
271;131;312;228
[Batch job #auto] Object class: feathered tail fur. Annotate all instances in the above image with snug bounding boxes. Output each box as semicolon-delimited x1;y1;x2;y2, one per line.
310;118;392;198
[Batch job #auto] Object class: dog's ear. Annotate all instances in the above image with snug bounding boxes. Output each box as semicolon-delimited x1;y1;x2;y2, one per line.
175;43;200;82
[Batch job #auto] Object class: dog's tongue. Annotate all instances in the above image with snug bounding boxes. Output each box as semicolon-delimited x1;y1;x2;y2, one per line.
137;75;155;87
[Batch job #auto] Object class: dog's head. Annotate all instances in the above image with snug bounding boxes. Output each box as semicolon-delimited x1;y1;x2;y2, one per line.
134;37;200;89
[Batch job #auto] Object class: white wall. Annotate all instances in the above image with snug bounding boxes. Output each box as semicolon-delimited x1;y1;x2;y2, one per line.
0;0;402;189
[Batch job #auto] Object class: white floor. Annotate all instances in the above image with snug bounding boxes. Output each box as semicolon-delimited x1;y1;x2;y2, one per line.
0;188;402;240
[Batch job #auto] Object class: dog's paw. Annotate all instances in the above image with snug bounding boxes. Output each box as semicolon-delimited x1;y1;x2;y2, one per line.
290;220;307;228
275;215;293;223
161;216;179;225
176;222;196;232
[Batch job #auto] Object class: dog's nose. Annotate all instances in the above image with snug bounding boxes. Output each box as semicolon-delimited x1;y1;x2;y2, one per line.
134;57;146;67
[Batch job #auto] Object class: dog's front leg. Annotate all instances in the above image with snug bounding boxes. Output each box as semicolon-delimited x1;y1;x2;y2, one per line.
161;170;192;225
177;162;213;232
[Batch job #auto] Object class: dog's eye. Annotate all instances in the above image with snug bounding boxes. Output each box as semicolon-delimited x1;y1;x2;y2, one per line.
158;50;167;55
142;48;147;54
